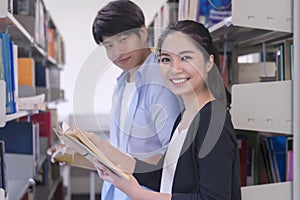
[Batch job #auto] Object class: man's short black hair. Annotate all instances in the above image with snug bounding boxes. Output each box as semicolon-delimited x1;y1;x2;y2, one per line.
92;0;145;44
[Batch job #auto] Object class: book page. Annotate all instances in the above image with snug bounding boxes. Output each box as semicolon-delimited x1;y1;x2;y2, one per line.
53;123;135;180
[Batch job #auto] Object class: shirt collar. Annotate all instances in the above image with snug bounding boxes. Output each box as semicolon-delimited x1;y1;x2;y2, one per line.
116;52;158;88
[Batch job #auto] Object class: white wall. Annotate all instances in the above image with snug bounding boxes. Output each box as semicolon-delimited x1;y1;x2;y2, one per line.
43;0;166;122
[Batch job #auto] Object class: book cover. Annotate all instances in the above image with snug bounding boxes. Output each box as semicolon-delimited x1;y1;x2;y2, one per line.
0;33;14;114
13;44;19;113
284;39;293;80
53;122;136;180
260;139;273;183
236;130;261;185
0;121;39;166
21;111;52;147
18;57;35;86
9;41;16;113
0;38;3;80
47;28;56;59
269;136;287;182
35;64;49;87
286;137;293;181
265;136;280;182
18;57;36;98
237;135;247;186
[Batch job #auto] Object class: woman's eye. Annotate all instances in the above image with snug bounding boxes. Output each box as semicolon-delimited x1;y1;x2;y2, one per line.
181;55;192;61
159;57;170;63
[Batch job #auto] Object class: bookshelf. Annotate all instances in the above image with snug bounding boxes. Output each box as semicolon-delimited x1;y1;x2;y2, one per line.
206;0;296;199
205;0;295;199
150;0;298;199
0;0;65;199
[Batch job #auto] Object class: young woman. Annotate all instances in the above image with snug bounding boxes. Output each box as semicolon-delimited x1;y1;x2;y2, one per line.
94;20;241;200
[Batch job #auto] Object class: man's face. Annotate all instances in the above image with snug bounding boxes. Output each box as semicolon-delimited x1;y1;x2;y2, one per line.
102;29;148;71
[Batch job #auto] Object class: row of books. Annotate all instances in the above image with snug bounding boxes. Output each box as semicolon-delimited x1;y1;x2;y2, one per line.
7;0;65;65
150;0;232;47
178;0;231;28
237;130;293;187
150;1;179;47
0;32;64;115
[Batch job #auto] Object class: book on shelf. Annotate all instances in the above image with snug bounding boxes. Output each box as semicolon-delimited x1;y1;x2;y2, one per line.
178;0;199;21
12;44;19;113
18;57;36;98
0;33;16;114
20;110;53;147
236;130;266;185
47;28;56;59
237;135;247;186
55;34;65;65
8;40;17;114
0;121;40;171
162;2;178;29
218;54;230;88
286;136;293;181
283;39;293;80
198;0;232;28
53;122;136;180
34;0;46;48
35;63;51;101
270;136;287;182
277;39;294;81
0;38;3;81
13;0;36;16
17;57;35;86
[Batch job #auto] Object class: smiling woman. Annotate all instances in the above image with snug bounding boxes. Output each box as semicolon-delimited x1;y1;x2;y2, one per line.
158;32;213;100
93;20;241;200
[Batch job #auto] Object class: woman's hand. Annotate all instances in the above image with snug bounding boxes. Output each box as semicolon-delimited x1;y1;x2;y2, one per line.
93;160;143;200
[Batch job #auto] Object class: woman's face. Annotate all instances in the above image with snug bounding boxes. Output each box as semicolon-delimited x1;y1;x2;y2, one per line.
159;32;213;97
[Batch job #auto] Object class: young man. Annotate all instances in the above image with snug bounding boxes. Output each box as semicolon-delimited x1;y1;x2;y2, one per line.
92;1;181;199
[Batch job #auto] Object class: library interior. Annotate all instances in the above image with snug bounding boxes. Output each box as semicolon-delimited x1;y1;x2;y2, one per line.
0;0;299;199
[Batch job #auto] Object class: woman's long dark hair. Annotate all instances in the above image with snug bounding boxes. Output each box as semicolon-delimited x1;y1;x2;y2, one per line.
156;20;231;109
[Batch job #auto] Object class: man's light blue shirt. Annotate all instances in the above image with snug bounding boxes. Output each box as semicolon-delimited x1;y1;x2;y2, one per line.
101;52;182;200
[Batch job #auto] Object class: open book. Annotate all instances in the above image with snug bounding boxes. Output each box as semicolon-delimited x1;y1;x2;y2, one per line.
52;122;135;180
